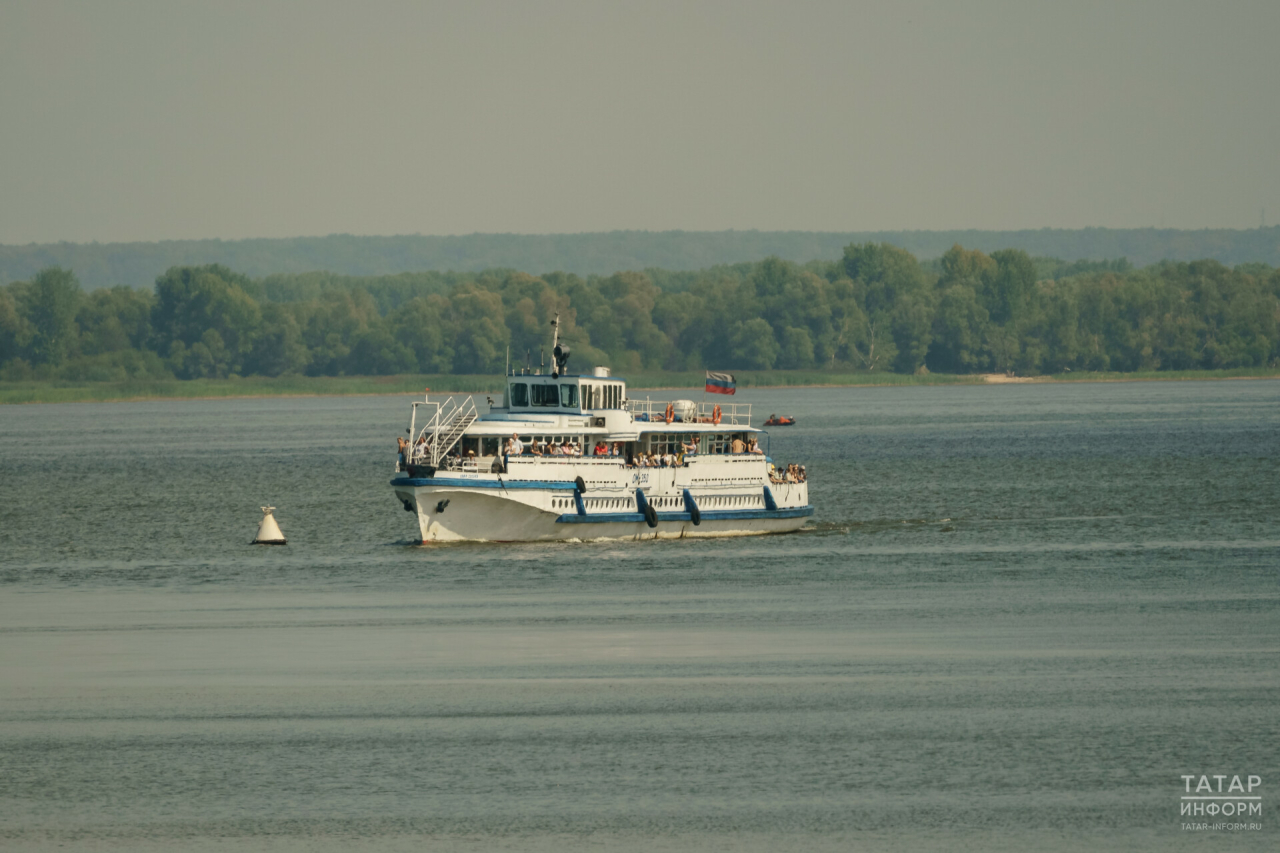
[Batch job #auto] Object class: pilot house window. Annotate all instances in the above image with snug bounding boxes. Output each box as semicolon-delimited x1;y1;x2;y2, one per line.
560;384;578;408
531;384;558;406
509;383;528;407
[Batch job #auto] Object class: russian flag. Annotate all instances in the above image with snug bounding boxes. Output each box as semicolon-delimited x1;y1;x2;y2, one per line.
705;371;736;395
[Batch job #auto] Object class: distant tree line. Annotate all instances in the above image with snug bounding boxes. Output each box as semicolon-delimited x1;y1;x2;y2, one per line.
2;244;1278;382
4;228;1280;291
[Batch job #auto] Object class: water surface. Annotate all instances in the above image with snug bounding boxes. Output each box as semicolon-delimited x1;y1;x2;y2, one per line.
2;380;1277;851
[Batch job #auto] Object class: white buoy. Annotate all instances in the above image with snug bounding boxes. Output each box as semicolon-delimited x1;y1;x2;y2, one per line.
253;506;287;545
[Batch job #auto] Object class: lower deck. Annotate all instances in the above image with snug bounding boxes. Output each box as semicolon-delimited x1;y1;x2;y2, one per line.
391;454;811;542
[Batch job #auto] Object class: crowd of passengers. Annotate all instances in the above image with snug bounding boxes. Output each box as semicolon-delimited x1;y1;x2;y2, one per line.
400;432;777;470
769;462;807;484
499;433;766;467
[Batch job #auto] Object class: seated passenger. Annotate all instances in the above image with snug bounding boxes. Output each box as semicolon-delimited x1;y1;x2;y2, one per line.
748;438;763;455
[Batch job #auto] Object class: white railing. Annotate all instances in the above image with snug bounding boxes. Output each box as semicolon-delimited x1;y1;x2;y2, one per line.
626;397;752;426
407;396;478;467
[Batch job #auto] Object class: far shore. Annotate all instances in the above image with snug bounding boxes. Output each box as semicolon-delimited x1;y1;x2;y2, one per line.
2;367;1277;405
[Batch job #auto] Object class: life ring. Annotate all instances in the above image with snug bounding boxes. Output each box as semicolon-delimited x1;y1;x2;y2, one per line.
712;405;722;425
664;403;674;423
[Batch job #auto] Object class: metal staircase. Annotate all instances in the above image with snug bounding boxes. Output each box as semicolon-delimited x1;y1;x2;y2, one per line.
418;396;478;467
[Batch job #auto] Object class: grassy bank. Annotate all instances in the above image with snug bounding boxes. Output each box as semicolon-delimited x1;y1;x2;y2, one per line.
3;367;1277;404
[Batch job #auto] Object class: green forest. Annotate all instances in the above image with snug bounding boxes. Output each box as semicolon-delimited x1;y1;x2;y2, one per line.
2;243;1278;384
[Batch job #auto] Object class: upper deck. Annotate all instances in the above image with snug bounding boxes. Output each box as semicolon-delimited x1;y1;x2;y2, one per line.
493;371;751;427
403;367;761;472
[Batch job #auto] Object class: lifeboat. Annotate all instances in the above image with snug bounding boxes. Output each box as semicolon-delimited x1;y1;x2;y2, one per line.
763;415;796;426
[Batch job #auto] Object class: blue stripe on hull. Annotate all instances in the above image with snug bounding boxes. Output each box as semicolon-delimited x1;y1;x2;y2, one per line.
555;506;813;524
391;477;579;490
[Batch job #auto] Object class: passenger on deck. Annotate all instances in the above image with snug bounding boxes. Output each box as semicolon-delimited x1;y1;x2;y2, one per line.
731;435;745;454
549;441;563;456
664;451;676;468
531;439;544;456
594;440;609;456
506;433;524;456
612;442;623;457
798;464;807;483
748;437;763;455
682;436;699;456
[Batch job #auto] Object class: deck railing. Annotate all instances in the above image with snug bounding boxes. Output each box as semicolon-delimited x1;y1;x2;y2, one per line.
626;397;752;426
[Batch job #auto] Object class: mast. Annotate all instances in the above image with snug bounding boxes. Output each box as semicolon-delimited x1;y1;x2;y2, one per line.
550;312;570;378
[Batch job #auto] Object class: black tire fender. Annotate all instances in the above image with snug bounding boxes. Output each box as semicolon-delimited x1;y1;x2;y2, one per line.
644;504;658;528
575;475;587;493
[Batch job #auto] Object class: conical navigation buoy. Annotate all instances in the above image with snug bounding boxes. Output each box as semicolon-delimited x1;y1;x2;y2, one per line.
253;506;287;545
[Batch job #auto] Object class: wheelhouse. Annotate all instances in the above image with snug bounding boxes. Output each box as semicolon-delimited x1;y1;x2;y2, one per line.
504;374;626;414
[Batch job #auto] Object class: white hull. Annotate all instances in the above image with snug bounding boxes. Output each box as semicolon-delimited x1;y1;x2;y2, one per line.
392;462;811;543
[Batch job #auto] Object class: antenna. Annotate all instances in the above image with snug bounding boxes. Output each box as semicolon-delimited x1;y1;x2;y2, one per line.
549;312;570;378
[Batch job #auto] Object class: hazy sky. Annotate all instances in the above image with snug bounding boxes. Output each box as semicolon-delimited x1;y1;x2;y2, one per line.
2;0;1277;243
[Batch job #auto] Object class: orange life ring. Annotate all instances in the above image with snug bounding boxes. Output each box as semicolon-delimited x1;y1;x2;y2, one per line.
712;404;722;425
664;403;674;423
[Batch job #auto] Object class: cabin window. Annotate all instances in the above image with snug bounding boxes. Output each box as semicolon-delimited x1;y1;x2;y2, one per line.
509;383;528;407
560;384;578;408
482;437;500;456
531;383;558;406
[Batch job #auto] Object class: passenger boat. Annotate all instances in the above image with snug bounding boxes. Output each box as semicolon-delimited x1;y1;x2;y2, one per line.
390;320;812;543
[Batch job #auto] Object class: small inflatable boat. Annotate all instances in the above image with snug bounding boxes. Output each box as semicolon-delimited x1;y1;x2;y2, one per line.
763;415;796;426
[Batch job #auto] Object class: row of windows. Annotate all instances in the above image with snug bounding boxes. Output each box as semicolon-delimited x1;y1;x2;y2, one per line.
552;497;634;511
458;435;590;456
508;382;621;409
548;494;760;512
644;433;750;455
